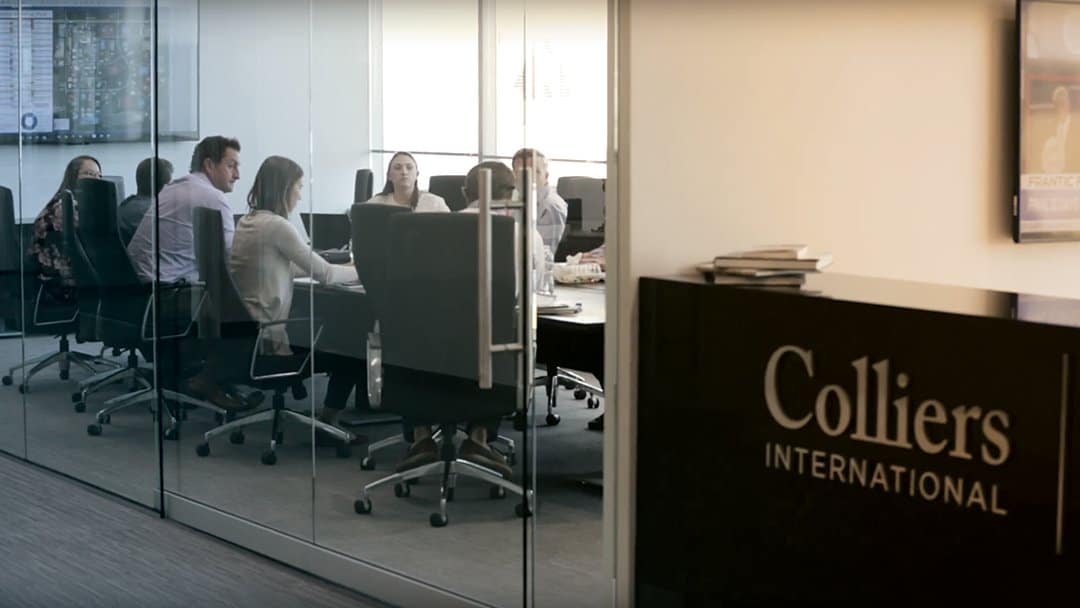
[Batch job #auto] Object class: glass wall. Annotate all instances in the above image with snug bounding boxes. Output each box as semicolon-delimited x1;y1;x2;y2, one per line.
0;1;609;605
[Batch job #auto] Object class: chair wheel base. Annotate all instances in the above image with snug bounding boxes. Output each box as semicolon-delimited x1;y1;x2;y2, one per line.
360;457;376;470
261;450;277;465
97;413;110;424
429;513;448;527
195;442;210;457
354;499;372;514
87;424;102;436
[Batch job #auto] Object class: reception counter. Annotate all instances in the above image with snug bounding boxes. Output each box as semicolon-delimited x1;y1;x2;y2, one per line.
637;274;1080;605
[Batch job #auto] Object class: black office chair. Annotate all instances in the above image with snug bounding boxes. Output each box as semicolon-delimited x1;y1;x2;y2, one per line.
354;168;374;203
303;213;352;252
0;186;26;337
2;191;103;393
75;178;222;438
428;175;468;211
353;213;531;527
191;207;355;464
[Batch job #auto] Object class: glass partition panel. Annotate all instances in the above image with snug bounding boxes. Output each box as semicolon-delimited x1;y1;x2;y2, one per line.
160;0;316;542
15;0;159;506
524;0;610;605
0;4;24;457
312;1;529;605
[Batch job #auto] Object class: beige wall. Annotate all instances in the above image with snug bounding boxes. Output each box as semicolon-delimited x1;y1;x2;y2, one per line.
613;0;1078;603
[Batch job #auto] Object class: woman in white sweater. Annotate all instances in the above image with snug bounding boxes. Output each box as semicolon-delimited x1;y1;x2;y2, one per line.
367;151;449;212
230;156;357;356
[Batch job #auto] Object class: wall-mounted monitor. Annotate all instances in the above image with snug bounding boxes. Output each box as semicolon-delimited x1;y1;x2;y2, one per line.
0;0;198;145
1015;0;1080;241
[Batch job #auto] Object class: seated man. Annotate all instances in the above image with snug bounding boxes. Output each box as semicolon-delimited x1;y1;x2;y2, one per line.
396;161;544;478
512;148;568;253
127;135;246;411
118;157;173;246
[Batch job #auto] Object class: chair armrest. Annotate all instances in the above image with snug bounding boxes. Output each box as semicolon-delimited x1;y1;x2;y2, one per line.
141;285;206;341
248;318;324;381
32;283;78;327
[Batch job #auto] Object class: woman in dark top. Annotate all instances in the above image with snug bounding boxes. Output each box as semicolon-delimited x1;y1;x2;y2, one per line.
31;155;101;301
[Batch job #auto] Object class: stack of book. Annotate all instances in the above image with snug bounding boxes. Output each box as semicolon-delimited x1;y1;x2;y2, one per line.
697;244;832;288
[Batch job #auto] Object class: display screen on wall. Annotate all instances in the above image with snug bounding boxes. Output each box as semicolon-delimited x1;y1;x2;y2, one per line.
0;0;198;145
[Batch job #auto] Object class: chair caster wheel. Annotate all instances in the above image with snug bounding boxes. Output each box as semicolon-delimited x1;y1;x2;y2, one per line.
74;401;86;413
71;392;82;402
17;384;27;394
1;375;11;386
59;370;69;380
587;396;600;409
87;424;102;436
512;412;526;432
229;431;245;445
394;483;411;498
515;503;532;518
490;486;506;499
360;457;376;470
163;427;179;441
97;413;111;424
336;443;352;459
445;488;455;502
429;513;448;527
546;413;561;426
354;499;372;514
261;450;277;465
574;389;587;400
196;442;210;457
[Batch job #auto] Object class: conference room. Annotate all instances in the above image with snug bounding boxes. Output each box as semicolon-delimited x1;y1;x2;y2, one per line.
0;1;612;606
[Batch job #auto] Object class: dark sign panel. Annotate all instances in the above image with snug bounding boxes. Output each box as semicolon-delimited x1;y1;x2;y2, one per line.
637;277;1080;605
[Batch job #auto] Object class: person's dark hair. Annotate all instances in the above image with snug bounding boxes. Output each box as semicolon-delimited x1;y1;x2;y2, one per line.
464;161;515;203
136;157;174;196
53;155;101;200
379;151;421;209
189;135;241;174
247;156;304;218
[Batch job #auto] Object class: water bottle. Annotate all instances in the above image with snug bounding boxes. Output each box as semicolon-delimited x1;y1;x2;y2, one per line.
541;246;555;295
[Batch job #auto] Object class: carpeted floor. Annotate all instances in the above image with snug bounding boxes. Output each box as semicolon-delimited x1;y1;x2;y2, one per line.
0;335;609;607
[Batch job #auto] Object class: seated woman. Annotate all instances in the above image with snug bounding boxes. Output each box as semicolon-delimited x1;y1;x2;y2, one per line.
229;155;360;438
31;155;102;302
367;151;449;212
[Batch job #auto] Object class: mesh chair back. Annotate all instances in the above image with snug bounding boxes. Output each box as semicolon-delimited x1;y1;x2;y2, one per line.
350;202;411;320
354;169;374;203
428;175;468;211
76;179;147;344
380;213;518;421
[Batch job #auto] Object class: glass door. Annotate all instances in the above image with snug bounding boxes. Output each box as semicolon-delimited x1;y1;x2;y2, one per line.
310;1;531;605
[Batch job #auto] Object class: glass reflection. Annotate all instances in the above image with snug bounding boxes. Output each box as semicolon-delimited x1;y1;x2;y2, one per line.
13;0;160;507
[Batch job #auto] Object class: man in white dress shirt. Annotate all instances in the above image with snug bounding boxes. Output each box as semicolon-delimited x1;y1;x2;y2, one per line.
126;135;246;411
127;136;241;283
512;148;568;253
